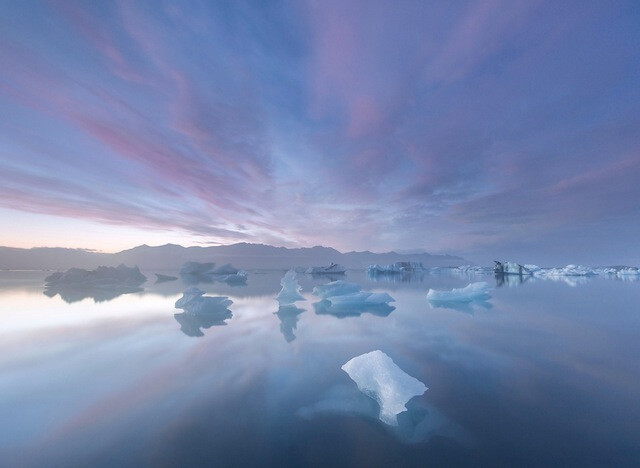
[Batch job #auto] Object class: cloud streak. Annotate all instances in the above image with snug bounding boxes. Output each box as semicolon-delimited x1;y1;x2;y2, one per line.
0;0;638;264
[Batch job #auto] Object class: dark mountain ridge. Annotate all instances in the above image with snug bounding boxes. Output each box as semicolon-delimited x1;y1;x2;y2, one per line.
0;243;469;270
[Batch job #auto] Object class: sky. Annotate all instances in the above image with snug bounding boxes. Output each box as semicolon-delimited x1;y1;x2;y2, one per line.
0;0;639;265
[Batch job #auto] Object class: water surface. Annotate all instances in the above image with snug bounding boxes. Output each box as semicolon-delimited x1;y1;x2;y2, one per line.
1;269;638;467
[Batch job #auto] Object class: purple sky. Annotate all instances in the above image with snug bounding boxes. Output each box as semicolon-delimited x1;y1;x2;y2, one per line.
1;1;639;265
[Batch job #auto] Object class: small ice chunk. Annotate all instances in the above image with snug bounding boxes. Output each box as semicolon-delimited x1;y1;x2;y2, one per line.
155;273;177;283
427;282;491;303
305;263;346;274
210;263;241;275
312;280;362;299
276;270;306;305
342;350;427;426
535;265;596;277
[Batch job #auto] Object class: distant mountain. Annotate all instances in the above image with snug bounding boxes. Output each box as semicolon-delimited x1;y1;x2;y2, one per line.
0;243;469;270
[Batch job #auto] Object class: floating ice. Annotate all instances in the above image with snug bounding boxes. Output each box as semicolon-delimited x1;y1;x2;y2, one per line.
179;261;216;276
175;287;233;314
155;273;177;283
427;282;491;303
535;265;596;277
454;265;492;275
312;280;362;299
43;265;147;303
306;263;346;275
276;270;306;305
367;262;425;274
45;264;146;288
616;267;640;276
494;261;534;276
341;350;427;426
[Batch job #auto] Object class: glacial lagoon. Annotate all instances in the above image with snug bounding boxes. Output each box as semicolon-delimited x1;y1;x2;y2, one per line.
1;269;639;467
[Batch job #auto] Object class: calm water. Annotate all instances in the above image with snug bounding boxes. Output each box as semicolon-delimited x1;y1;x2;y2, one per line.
1;269;639;467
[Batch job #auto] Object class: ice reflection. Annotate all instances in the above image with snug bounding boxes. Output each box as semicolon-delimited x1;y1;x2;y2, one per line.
274;305;305;342
428;299;493;315
367;271;425;283
312;299;395;318
174;310;231;337
43;285;143;303
298;384;471;445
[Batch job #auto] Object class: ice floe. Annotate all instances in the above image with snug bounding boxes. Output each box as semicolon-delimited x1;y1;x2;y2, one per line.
312;280;362;299
155;273;177;283
341;350;427;426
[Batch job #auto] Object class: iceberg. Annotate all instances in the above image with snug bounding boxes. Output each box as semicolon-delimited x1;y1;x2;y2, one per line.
175;287;233;314
276;270;306;305
179;261;216;276
341;350;427;426
312;280;362;299
427;282;491;303
45;264;146;288
616;267;640;277
44;264;147;303
494;261;534;276
305;263;346;275
534;265;596;277
367;262;425;274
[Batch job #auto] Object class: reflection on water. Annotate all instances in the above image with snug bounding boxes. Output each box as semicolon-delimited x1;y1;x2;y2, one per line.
428;299;493;315
43;284;144;303
1;269;640;466
275;305;306;342
312;299;395;318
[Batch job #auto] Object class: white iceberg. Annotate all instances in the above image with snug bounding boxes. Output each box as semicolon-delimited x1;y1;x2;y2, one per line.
175;287;233;314
367;262;425;274
427;282;491;303
535;264;596;277
312;280;362;299
276;270;306;305
341;350;427;426
616;267;640;276
306;263;346;275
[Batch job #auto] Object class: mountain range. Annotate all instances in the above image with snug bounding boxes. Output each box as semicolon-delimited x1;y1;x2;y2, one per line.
0;243;468;271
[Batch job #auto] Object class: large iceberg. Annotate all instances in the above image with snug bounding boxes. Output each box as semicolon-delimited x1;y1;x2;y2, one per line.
427;282;492;303
276;270;306;305
367;262;425;275
312;280;361;299
45;264;146;288
306;263;346;275
341;350;427;426
44;264;147;303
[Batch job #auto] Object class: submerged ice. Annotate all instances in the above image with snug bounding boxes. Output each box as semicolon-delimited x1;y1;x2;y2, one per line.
341;350;427;426
427;282;492;303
